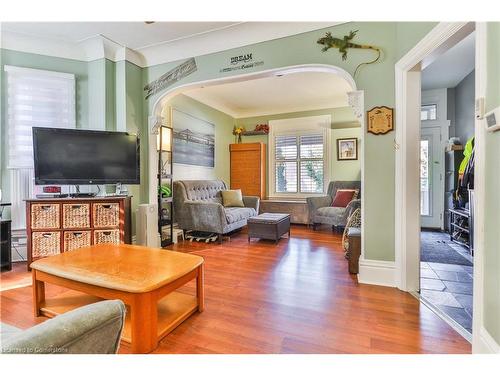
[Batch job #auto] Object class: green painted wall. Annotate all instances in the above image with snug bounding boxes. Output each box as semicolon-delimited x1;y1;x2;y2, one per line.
395;22;439;60
235;106;361;196
105;59;116;131
112;60;147;233
483;22;500;344
331;128;362;181
87;58;117;131
143;22;438;262
87;59;106;129
162;94;235;184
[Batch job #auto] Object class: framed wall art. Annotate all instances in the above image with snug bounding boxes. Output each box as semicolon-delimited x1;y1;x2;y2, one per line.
337;138;358;161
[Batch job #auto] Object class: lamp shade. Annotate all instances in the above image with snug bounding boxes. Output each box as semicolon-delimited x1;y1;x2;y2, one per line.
157;126;172;151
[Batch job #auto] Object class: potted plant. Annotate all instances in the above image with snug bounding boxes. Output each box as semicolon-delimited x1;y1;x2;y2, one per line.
232;126;245;143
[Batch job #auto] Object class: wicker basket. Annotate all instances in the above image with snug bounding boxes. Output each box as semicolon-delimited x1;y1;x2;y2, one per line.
31;204;60;229
93;203;120;227
32;232;61;257
63;204;90;228
94;229;120;244
63;231;91;252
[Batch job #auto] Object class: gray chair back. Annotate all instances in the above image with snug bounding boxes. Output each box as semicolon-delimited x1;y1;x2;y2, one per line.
1;300;126;354
327;181;361;199
173;180;227;229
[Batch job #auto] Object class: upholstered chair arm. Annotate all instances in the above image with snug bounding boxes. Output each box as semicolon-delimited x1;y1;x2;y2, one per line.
1;300;126;354
343;199;361;222
185;201;226;234
306;195;332;223
242;196;260;213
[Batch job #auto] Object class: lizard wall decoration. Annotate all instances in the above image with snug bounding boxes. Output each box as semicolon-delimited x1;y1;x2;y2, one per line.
317;30;381;77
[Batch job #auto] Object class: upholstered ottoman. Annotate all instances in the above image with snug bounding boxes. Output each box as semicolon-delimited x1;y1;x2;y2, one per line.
247;213;291;244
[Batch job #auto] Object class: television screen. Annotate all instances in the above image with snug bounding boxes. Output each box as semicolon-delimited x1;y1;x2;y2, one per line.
33;127;140;185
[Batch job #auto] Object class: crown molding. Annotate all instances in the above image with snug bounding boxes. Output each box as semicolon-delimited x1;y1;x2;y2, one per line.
1;30;87;61
137;22;341;67
1;22;342;67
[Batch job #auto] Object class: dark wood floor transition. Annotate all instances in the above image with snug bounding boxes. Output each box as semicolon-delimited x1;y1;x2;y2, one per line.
0;225;470;354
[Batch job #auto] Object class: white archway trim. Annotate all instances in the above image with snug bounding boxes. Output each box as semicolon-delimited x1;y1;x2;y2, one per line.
149;63;357;121
148;63;362;207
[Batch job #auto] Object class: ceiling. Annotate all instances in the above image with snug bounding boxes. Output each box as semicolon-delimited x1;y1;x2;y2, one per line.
422;32;475;90
1;22;243;49
183;71;353;118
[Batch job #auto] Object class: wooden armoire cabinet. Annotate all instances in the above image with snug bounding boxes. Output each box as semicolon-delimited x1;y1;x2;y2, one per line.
229;143;266;199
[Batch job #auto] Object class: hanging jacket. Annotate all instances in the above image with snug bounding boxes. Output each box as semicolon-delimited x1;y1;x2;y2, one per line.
461;149;475;189
459;136;474;175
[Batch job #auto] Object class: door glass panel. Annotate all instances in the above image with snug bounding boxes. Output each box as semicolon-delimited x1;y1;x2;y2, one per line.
421;104;437;121
420;139;430;216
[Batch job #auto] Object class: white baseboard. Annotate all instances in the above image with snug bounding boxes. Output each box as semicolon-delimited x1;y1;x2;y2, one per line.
358;258;396;287
475;326;500;354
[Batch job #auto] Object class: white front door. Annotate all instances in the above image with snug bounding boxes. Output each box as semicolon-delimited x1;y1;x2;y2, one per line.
420;127;443;228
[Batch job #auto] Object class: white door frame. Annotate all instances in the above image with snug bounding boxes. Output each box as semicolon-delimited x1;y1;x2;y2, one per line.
395;22;492;352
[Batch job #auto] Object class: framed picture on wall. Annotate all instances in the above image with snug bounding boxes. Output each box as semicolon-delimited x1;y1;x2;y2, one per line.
173;109;215;168
337;138;358;161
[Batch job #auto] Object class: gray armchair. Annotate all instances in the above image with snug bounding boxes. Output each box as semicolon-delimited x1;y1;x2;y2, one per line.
173;180;259;243
1;300;126;354
307;181;361;231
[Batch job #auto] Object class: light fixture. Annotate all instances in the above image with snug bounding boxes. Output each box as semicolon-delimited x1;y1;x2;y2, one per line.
156;126;172;152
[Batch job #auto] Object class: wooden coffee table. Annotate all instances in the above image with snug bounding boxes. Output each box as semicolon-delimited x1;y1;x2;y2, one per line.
30;244;204;354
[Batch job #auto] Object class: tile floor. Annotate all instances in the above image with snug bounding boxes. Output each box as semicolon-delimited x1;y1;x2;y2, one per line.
420;261;473;333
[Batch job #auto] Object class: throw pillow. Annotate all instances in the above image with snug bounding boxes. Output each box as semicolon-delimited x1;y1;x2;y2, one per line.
222;189;245;207
332;189;358;208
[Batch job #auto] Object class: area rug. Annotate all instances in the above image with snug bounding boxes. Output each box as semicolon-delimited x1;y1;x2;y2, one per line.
185;231;218;243
420;231;473;266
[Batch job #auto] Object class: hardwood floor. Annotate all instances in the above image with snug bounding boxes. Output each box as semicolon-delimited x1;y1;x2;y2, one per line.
0;225;471;354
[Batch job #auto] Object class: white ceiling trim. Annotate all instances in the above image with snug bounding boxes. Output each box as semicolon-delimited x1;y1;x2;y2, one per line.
1;30;146;66
1;30;87;61
137;22;341;67
1;22;341;67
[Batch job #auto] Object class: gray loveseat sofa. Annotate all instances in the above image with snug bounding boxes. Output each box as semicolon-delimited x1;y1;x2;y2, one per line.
307;181;361;231
173;180;259;243
0;300;126;354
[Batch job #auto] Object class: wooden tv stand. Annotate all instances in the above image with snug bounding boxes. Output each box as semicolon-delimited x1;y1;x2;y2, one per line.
25;196;131;270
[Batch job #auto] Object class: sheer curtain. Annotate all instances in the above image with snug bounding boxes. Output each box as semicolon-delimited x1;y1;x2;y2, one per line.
5;65;75;229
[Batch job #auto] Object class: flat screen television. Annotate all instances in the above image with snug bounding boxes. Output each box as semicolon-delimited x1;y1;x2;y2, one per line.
33;127;140;185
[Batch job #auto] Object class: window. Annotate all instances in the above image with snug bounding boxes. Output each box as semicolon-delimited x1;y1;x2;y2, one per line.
5;65;75;230
421;104;437;121
5;65;76;168
274;133;325;194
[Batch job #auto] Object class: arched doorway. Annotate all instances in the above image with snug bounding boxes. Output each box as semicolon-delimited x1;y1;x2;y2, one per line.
147;63;365;253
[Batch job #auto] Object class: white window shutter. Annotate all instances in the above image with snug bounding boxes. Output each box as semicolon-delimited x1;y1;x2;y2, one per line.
5;66;76;230
5;65;76;169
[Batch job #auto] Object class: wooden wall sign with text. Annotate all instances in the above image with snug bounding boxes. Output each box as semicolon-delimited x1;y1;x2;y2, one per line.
367;106;394;135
